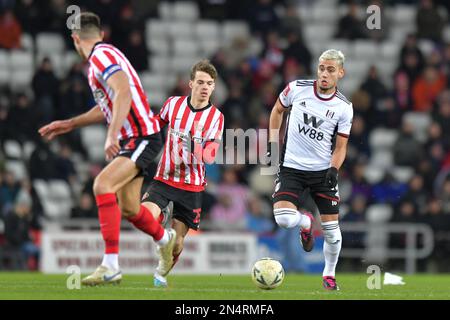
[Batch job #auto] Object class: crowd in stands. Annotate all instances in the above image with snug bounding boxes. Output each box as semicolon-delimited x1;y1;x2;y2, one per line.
0;0;449;272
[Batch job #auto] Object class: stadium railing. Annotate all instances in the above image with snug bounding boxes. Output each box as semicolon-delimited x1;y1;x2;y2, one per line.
341;222;434;274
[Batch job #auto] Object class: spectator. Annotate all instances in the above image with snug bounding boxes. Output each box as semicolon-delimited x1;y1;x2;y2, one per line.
223;36;253;70
393;199;418;223
349;159;372;200
412;66;447;112
389;198;420;251
392;71;413;112
281;58;305;85
396;52;423;90
372;172;408;204
32;57;60;126
424;198;450;271
373;71;413;128
438;177;450;213
87;0;124;26
0;104;8;148
0;9;22;49
427;141;447;172
427;121;446;152
342;195;367;251
122;29;148;72
4;190;40;270
393;120;423;166
427;49;443;70
348;115;371;160
58;69;92;159
0;170;21;216
55;143;77;184
111;4;141;50
415;158;438;192
351;89;373;125
248;81;278;127
282;30;312;76
21;178;43;230
229;60;254;97
169;75;190;97
14;0;42;36
46;0;69;34
443;43;450;84
198;0;229;21
261;31;283;71
335;2;366;40
399;174;429;215
280;5;303;37
416;0;445;43
247;0;280;38
210;167;250;230
433;92;450;143
71;192;96;219
344;194;367;223
399;34;425;74
59;65;92;119
222;85;248;130
245;194;274;235
361;66;388;109
6;93;39;145
28;138;60;181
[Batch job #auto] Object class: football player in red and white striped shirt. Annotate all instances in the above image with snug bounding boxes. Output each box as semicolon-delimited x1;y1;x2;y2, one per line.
141;60;224;287
38;12;176;285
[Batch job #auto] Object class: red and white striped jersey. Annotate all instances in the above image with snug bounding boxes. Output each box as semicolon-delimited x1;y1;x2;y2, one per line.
155;96;224;192
87;42;160;140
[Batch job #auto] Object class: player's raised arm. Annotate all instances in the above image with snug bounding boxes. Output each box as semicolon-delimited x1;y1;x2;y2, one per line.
38;105;104;140
104;70;132;160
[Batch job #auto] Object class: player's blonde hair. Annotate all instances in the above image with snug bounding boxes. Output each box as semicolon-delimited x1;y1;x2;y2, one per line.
319;49;345;68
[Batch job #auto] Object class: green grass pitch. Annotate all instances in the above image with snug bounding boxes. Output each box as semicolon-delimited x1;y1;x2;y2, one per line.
0;273;449;300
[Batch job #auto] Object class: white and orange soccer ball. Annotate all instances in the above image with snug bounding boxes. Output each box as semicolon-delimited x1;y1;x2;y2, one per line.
251;257;284;290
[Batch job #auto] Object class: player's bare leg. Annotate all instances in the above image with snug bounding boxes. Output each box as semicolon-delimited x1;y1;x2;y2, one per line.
153;218;188;287
82;157;138;286
273;200;314;251
320;213;341;291
83;157;174;286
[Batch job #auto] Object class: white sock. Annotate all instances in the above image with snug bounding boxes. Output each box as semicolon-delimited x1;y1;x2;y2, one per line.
101;254;119;271
156;229;169;246
321;221;342;277
298;212;311;230
274;208;311;229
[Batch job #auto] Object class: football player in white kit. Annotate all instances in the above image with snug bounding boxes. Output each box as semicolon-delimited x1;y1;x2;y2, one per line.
268;49;353;290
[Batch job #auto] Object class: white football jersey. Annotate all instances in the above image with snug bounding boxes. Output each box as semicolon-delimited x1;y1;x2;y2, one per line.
278;79;353;171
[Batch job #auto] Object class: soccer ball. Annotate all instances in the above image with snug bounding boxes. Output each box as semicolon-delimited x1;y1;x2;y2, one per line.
251;257;284;290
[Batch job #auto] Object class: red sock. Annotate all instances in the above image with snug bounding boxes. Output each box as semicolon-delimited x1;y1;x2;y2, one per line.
96;193;121;254
158;213;164;224
128;205;164;241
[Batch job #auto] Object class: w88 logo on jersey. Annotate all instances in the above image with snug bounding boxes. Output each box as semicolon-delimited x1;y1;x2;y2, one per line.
298;124;324;141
